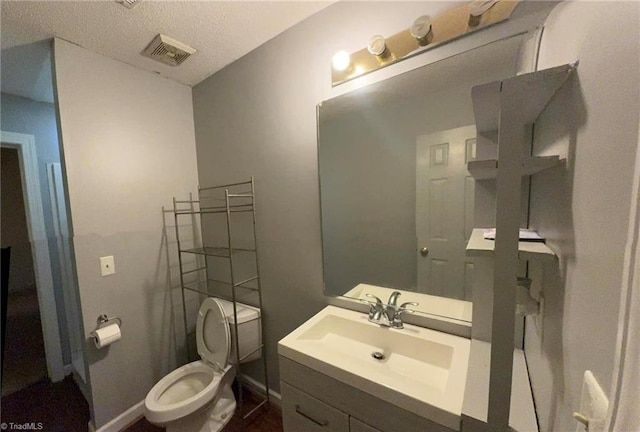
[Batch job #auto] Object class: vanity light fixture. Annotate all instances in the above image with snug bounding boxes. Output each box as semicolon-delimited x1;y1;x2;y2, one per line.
468;0;500;27
331;0;519;86
367;35;389;58
332;50;352;72
410;15;434;46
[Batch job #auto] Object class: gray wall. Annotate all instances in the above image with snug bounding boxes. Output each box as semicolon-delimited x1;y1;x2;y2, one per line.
1;91;71;363
193;1;460;394
53;39;199;428
192;1;553;392
525;2;640;431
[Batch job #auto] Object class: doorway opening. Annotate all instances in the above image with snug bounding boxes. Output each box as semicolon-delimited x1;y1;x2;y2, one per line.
1;146;48;394
1;39;91;429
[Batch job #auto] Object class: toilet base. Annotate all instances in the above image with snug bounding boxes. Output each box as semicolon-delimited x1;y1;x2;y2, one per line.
165;385;236;432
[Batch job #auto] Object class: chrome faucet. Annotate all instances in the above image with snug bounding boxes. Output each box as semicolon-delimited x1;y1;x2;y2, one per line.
362;291;418;329
364;294;385;322
388;291;401;307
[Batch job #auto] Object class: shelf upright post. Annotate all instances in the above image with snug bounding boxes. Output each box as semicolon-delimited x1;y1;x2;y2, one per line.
251;176;270;405
195;188;210;299
487;95;523;429
225;188;244;414
173;197;191;362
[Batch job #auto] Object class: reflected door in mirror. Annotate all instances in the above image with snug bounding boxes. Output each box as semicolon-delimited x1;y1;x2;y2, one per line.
416;125;476;300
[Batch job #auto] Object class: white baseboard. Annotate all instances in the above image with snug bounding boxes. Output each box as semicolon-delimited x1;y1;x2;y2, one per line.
92;400;145;432
240;373;282;408
64;364;74;375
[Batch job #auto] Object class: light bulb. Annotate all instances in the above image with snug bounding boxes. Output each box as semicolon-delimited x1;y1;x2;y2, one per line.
410;15;433;46
367;35;387;57
332;51;351;72
469;0;499;27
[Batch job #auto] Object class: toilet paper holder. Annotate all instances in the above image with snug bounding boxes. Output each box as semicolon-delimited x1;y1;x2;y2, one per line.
94;314;122;331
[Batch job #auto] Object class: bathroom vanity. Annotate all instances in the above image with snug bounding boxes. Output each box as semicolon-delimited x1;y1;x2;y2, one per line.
279;361;453;432
301;2;575;428
278;306;470;432
278;305;537;432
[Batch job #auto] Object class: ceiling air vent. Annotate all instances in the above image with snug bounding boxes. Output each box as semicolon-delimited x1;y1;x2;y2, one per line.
142;34;196;67
116;0;142;9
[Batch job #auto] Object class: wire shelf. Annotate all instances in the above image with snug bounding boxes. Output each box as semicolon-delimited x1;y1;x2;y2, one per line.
172;176;270;418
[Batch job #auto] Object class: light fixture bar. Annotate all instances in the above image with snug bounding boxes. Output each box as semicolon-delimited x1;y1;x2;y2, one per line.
331;0;521;86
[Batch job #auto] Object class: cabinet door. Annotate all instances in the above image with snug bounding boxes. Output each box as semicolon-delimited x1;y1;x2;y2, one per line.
281;382;349;432
350;418;382;432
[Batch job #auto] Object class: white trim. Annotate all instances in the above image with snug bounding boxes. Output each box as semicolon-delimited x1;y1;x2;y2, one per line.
47;162;88;384
94;400;144;432
240;373;282;408
1;131;65;382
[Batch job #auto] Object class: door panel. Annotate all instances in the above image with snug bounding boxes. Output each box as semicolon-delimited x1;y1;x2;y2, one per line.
416;125;477;300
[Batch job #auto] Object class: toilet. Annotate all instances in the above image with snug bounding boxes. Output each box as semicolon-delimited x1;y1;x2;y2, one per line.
144;297;262;432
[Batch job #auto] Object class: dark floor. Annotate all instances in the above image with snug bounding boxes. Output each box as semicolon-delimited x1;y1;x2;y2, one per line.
2;289;48;396
0;376;90;432
223;403;283;432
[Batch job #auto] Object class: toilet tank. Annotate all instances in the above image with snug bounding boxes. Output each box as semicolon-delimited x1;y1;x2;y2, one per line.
216;298;262;363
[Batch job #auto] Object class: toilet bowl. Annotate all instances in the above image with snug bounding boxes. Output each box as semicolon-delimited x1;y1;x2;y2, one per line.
144;298;261;432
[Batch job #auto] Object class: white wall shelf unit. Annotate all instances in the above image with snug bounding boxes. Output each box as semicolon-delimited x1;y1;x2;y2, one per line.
472;63;577;135
466;228;556;262
172;177;269;424
467;63;575;430
467;155;564;180
462;340;538;432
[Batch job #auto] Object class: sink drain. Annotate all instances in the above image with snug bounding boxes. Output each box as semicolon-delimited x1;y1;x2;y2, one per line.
371;351;385;360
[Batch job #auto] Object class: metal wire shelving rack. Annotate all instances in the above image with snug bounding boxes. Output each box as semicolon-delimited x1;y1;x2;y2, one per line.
172;177;269;421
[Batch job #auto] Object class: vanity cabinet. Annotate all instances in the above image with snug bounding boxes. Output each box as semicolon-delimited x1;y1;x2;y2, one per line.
279;356;455;432
282;382;349;432
350;418;382;432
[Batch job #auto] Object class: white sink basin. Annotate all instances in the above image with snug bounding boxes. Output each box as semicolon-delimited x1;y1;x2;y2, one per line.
278;306;470;430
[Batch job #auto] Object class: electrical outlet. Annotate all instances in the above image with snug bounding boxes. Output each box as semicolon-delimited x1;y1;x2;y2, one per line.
100;256;115;276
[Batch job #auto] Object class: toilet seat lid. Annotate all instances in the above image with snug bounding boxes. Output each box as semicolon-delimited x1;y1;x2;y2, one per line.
196;298;230;369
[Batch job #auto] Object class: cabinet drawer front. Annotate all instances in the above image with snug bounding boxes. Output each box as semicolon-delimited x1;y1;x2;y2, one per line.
281;382;349;432
350;418;382;432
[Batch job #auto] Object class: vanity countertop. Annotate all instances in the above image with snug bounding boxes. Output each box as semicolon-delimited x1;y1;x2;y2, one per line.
278;305;471;431
344;283;473;322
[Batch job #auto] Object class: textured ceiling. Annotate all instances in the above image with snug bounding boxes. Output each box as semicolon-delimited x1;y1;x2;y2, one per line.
1;0;333;87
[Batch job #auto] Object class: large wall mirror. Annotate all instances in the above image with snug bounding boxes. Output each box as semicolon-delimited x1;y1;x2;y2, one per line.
318;35;527;323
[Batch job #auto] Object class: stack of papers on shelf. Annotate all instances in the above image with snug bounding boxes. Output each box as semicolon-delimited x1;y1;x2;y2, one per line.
482;228;545;242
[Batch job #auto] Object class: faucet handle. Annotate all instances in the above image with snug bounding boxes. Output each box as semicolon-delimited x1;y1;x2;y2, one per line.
365;294;383;305
361;295;384;321
391;302;419;329
400;301;419;310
